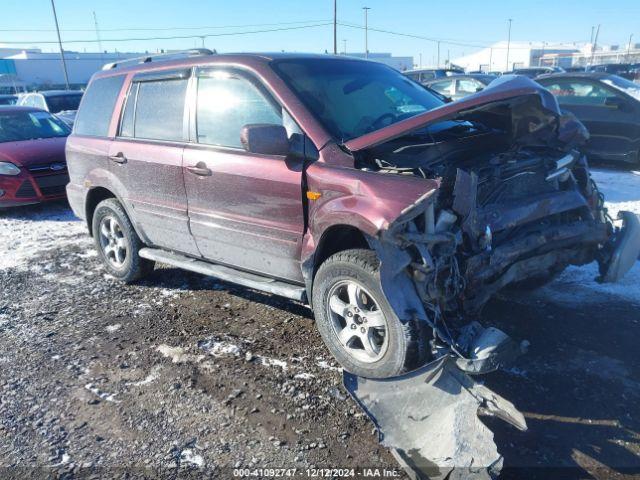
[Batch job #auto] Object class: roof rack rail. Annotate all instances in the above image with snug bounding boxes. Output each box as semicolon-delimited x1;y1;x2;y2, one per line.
102;48;215;71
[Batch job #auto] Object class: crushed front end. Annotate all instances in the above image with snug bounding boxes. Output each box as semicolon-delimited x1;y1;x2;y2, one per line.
345;77;640;478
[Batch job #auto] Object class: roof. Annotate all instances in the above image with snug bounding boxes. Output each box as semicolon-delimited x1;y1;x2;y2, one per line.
0;105;45;113
28;90;83;97
424;74;497;84
96;52;374;77
536;72;618;81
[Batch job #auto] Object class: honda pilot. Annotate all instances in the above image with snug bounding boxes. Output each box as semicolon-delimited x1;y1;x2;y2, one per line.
66;51;640;380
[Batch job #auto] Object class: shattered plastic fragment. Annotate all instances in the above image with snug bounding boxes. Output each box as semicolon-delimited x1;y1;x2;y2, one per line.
344;357;526;480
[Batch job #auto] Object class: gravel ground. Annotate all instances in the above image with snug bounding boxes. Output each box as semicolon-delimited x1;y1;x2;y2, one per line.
0;168;639;479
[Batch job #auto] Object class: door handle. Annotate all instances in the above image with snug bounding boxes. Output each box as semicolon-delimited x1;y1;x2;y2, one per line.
186;162;212;176
109;152;127;164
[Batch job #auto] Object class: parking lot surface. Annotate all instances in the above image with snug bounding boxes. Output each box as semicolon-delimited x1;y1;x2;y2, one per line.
0;168;639;478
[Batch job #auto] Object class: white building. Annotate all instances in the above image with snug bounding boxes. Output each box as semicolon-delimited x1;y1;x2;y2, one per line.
342;52;414;71
453;41;581;72
0;46;142;90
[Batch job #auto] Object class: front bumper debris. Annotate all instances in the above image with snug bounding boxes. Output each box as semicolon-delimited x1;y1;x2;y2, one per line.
344;357;527;480
599;211;640;283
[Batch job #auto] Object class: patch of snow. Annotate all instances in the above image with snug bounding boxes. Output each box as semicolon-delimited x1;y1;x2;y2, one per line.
591;168;640;218
129;366;162;387
294;372;315;380
316;360;343;372
156;344;204;364
180;449;205;468
257;356;288;371
0;204;88;271
85;383;119;403
199;339;241;357
538;262;640;305
105;324;121;333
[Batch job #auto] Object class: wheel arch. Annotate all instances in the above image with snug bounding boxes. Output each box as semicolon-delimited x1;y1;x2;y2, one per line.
302;224;372;308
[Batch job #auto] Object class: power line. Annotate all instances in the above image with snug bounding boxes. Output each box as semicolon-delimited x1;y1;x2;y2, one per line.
0;22;333;45
338;21;588;50
0;19;330;33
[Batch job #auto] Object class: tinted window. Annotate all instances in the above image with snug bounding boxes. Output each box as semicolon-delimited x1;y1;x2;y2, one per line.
33;95;47;110
541;79;618;106
457;78;483;95
196;71;282;148
273;59;443;142
0;110;70;143
134;79;187;141
45;93;82;113
429;79;454;96
74;75;125;137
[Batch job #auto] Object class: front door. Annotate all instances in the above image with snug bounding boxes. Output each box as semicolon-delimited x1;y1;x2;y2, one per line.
183;68;306;282
111;69;199;256
542;78;640;162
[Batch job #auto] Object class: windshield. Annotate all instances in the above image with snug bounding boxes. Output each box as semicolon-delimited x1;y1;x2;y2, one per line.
0;96;17;105
601;75;640;96
0;110;70;143
273;58;444;142
45;93;82;113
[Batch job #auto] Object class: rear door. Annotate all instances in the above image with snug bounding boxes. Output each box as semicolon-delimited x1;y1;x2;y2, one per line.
111;68;199;256
540;77;640;161
182;67;306;282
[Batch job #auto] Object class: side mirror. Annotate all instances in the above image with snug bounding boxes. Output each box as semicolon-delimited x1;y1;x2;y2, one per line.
604;96;627;110
240;124;290;156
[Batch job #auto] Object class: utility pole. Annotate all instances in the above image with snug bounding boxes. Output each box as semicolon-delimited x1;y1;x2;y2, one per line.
505;18;513;72
343;39;347;55
539;41;546;66
92;11;103;59
333;0;337;55
50;0;70;90
419;53;422;68
627;34;634;62
437;41;441;67
363;7;371;58
489;47;493;71
590;24;600;66
199;36;206;48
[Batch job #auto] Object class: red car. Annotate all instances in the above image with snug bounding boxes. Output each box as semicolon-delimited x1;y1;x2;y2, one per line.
0;106;70;208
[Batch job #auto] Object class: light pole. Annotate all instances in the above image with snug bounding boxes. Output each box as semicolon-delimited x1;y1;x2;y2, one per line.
627;34;634;62
437;41;441;67
333;0;337;55
50;0;70;90
363;7;371;58
505;18;512;72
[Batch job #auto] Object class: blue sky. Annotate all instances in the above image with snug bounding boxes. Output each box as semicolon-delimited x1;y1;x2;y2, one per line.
1;0;638;63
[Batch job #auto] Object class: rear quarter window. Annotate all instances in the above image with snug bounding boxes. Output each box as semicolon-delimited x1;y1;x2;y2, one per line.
74;75;125;137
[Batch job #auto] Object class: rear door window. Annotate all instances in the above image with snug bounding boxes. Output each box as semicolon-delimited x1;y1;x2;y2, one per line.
74;75;125;137
195;70;282;148
133;78;188;142
542;79;618;106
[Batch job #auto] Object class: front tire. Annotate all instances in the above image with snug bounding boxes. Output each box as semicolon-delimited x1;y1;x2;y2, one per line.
312;249;421;378
92;198;154;283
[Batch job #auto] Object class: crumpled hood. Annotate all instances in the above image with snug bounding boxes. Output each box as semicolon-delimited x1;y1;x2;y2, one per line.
344;75;566;152
0;136;67;167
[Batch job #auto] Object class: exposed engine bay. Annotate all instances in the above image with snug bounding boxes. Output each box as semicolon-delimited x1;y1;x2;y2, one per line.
346;83;640;479
355;90;628;366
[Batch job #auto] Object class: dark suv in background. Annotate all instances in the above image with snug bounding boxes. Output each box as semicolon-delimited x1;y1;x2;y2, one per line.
66;51;639;380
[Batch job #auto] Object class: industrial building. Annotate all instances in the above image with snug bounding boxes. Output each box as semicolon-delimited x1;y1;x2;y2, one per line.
453;41;640;72
0;47;140;93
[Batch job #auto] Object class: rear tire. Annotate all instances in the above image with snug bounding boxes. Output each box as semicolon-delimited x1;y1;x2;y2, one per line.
312;249;422;378
92;198;154;283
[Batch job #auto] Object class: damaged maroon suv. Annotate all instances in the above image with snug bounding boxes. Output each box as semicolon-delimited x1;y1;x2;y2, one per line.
67;51;640;382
